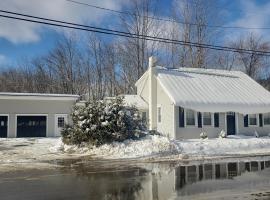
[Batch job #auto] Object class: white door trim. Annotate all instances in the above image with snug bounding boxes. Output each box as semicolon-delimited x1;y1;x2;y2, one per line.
55;114;68;137
15;114;48;137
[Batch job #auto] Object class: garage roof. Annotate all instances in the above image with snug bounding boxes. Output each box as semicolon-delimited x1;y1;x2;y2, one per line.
122;95;148;110
0;92;79;101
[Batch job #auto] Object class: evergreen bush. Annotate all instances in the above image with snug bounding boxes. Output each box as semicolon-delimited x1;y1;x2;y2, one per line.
61;97;146;146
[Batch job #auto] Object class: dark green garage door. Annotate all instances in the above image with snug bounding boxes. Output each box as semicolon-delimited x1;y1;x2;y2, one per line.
17;116;46;137
0;116;8;138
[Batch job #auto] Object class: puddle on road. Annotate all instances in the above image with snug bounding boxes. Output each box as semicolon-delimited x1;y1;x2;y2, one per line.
0;156;270;200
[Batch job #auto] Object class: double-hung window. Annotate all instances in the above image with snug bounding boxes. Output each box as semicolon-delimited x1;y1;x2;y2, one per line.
203;112;212;126
264;113;270;125
186;109;196;126
248;114;258;126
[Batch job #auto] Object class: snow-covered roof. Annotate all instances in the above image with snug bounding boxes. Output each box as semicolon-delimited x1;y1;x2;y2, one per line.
155;67;270;114
122;95;148;110
0;92;79;101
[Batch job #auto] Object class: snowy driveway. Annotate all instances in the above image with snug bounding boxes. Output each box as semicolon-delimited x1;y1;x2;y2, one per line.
0;138;86;172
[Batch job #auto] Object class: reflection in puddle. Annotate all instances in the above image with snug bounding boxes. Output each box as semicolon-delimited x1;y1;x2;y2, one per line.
175;159;268;189
1;157;270;200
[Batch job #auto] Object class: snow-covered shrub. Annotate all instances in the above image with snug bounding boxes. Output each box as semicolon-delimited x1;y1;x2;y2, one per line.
254;131;259;138
219;130;227;138
200;132;208;139
61;97;146;146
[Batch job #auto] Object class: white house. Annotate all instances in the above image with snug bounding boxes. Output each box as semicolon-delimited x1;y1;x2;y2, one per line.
131;57;270;139
0;93;79;138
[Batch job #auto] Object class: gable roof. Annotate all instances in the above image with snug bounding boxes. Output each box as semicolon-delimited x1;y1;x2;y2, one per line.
122;95;148;110
154;67;270;114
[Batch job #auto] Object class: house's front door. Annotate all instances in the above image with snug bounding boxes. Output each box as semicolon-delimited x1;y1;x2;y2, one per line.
226;112;236;135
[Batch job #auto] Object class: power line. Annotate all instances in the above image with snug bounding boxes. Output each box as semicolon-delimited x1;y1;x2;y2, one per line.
0;9;253;53
66;0;270;30
0;10;270;56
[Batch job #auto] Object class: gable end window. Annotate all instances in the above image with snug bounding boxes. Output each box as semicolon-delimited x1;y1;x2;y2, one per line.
203;112;212;126
264;113;270;125
185;109;196;126
248;114;258;126
158;107;161;123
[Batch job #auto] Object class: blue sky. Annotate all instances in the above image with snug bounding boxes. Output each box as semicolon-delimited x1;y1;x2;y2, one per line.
0;0;270;67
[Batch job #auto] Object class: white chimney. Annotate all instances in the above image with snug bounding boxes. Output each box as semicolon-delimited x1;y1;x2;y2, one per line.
148;56;157;131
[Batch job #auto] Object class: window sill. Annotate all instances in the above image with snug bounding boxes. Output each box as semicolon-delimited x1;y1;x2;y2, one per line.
248;124;258;127
185;125;197;127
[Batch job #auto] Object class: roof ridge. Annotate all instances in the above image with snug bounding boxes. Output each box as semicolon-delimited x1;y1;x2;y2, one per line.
155;66;240;78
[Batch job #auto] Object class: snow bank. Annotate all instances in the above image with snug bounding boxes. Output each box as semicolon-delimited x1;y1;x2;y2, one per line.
51;134;270;160
2;135;270;166
179;135;270;157
52;135;181;159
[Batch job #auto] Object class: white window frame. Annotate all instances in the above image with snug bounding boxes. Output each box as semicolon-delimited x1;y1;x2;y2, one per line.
15;114;48;137
248;114;259;127
263;113;270;126
202;112;214;127
185;109;197;127
157;106;162;123
0;114;9;137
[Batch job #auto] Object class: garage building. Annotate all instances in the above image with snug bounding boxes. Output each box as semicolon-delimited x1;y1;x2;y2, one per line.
0;93;79;138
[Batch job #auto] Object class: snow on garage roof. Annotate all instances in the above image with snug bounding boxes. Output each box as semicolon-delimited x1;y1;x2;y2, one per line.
122;95;148;110
0;92;79;101
155;67;270;114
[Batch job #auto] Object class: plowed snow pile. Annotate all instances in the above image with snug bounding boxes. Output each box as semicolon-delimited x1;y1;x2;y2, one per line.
52;135;270;159
51;135;181;159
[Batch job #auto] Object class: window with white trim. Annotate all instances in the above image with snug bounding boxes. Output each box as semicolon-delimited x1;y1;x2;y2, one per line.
264;113;270;125
58;117;65;128
186;109;196;126
249;114;257;126
158;107;161;123
203;112;212;126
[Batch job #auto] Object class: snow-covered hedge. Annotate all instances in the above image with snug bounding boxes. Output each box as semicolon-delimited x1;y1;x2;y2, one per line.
61;97;145;146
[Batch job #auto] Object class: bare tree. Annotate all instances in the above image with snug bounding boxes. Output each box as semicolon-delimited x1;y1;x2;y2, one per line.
118;0;161;93
232;33;270;79
167;0;221;68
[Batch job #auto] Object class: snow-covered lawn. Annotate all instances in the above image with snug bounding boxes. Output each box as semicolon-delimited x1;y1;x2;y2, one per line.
1;135;270;171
